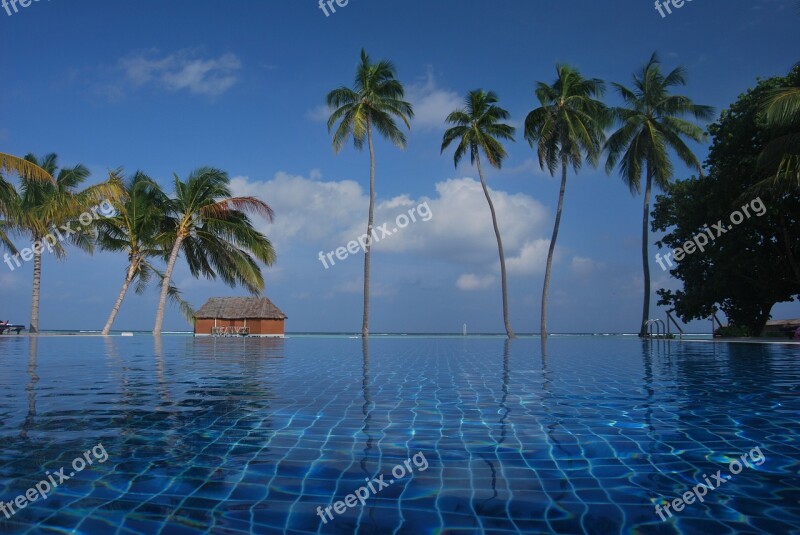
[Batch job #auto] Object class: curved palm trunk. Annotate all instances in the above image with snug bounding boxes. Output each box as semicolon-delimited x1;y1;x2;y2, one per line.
639;168;654;338
29;241;42;334
361;120;376;338
475;155;515;339
153;236;184;335
541;158;569;338
102;260;138;335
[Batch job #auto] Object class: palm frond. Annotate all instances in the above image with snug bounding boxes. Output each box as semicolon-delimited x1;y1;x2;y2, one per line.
604;54;711;192
326;49;413;153
0;153;54;182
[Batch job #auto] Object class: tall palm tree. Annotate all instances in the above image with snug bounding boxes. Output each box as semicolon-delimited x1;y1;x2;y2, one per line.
152;167;276;335
525;65;609;338
604;53;713;337
326;49;414;338
97;171;192;335
441;90;516;339
16;153;123;333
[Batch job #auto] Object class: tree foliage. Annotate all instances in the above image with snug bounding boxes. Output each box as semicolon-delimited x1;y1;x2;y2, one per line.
653;70;800;335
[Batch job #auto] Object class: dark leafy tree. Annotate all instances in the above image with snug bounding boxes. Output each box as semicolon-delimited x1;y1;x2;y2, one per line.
653;71;800;336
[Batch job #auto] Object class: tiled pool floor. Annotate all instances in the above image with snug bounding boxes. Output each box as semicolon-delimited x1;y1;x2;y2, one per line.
0;336;798;534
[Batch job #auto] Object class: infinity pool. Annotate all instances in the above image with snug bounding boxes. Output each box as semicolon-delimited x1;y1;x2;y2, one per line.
0;336;798;534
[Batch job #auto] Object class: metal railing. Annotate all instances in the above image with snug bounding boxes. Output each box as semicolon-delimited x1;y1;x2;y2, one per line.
211;326;251;337
666;310;683;339
644;318;666;339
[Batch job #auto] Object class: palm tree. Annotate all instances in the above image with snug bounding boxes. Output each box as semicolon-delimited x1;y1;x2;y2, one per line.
0;182;19;253
97;171;193;335
326;49;414;338
16;153;123;333
525;65;609;338
757;72;800;190
441;90;516;339
0;153;53;251
152;167;276;335
604;53;713;337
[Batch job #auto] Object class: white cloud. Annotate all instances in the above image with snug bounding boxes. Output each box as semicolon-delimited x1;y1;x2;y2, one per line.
375;178;549;265
507;239;551;275
456;273;496;291
119;49;242;96
405;68;463;130
230;173;551;271
230;172;365;247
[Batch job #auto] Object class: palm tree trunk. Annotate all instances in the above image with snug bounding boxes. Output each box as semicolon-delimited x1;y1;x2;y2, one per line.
361;119;376;338
102;260;138;335
153;236;184;335
639;167;653;338
541;158;569;338
29;239;42;334
475;155;515;339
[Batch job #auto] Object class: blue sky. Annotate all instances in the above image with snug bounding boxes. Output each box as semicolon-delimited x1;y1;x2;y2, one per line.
1;0;798;333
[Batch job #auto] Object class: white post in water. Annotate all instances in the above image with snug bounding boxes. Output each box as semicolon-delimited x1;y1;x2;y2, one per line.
462;323;467;336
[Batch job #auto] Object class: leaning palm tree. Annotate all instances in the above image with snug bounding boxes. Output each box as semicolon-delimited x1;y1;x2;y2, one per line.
152;167;276;335
0;153;53;250
0;182;19;252
525;65;609;338
441;90;516;339
97;171;193;335
16;153;123;333
326;49;414;337
604;53;713;337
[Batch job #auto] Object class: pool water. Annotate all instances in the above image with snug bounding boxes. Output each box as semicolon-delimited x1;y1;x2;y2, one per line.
0;336;798;534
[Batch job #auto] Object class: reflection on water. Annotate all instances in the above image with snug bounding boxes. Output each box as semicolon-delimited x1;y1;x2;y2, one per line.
20;336;38;440
360;338;374;477
0;336;797;534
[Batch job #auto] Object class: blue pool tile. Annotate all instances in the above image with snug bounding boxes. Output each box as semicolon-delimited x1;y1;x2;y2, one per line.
0;336;799;533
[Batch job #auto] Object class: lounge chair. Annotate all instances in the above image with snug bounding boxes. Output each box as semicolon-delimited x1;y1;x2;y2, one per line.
0;324;25;335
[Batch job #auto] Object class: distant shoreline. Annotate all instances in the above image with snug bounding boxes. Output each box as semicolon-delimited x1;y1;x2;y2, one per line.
3;331;798;344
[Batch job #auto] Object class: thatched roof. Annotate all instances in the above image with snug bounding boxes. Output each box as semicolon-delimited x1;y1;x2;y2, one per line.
195;297;287;320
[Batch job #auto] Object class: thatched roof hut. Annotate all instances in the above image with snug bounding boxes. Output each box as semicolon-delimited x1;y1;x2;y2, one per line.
195;297;286;337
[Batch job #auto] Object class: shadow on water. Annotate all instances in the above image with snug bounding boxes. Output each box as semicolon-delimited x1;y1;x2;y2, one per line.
540;335;548;370
358;337;378;530
473;339;520;530
20;336;38;440
360;338;375;476
641;339;657;435
537;336;596;531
